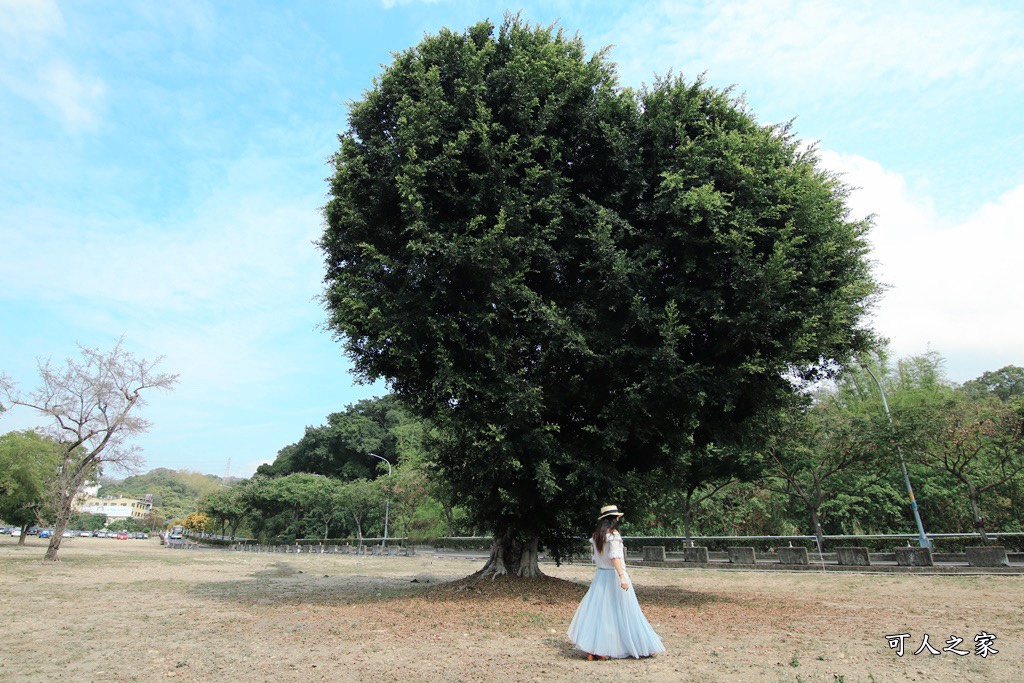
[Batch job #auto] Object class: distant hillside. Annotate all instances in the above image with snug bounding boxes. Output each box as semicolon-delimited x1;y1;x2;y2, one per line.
98;468;239;522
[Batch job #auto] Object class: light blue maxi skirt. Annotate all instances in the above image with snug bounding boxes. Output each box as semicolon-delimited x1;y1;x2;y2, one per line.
567;568;666;658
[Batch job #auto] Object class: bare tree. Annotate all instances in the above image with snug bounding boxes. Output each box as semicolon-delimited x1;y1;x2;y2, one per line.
0;339;177;560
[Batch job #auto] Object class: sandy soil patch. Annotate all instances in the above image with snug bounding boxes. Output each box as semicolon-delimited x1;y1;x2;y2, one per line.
0;537;1020;682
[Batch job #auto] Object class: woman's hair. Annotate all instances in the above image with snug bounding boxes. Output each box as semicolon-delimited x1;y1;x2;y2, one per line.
592;516;620;553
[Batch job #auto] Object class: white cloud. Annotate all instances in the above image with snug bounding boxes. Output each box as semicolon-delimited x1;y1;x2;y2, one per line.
0;149;333;405
380;0;441;8
35;61;108;131
1;187;322;316
0;0;107;132
0;59;108;131
0;0;63;50
600;0;1024;95
820;150;1024;377
0;178;355;473
240;458;273;477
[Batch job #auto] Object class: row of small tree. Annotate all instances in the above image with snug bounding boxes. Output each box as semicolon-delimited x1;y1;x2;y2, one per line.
196;356;1023;551
203;395;445;543
200;469;432;544
646;356;1024;549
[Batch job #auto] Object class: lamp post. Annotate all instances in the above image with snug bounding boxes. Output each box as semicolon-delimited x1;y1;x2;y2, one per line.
861;363;931;549
368;453;391;548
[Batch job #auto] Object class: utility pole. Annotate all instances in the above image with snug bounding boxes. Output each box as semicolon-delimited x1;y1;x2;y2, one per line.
862;363;931;549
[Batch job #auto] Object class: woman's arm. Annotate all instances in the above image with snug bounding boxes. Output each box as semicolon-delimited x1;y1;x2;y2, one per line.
611;556;629;590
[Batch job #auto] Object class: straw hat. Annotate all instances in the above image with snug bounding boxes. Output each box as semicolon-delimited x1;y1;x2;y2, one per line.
598;504;624;520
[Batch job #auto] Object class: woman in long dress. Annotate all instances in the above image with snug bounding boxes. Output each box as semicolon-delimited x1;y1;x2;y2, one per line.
567;504;666;660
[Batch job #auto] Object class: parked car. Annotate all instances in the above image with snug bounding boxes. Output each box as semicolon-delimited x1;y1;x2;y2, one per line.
38;529;51;538
10;528;21;537
62;530;75;538
79;531;93;537
116;532;129;540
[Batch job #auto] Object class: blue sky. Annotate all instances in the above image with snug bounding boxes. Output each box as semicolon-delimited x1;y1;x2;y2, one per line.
2;0;1022;477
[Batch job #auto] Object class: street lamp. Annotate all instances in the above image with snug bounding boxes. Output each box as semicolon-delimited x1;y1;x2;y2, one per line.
368;453;391;548
861;363;932;549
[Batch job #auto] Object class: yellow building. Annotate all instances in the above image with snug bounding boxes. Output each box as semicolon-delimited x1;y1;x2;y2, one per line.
76;495;153;520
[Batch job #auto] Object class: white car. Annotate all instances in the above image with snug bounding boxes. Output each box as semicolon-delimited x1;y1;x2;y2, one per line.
10;528;21;537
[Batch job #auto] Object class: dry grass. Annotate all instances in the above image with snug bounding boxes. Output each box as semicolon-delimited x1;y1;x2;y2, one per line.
0;537;1020;682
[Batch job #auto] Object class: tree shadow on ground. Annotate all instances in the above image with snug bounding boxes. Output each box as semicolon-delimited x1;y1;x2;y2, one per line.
193;562;729;613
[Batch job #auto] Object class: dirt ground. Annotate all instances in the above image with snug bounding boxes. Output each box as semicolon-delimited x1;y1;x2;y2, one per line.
0;538;1020;683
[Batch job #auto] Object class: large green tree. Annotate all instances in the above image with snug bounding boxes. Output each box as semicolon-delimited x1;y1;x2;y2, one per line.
334;478;384;543
257;396;411;480
201;484;249;540
70;511;108;532
961;365;1024;402
761;394;892;550
0;430;62;543
319;17;877;576
241;473;343;542
649;444;760;545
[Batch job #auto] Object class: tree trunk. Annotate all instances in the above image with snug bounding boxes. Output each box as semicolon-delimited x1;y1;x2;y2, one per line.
44;490;76;561
809;506;826;552
683;488;694;546
18;523;27;546
443;506;455;538
353;513;363;545
967;487;989;543
478;529;543;578
44;462;95;561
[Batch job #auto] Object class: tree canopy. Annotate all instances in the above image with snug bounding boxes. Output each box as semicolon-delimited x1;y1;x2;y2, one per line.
319;16;878;575
961;365;1024;402
256;395;414;480
0;430;62;538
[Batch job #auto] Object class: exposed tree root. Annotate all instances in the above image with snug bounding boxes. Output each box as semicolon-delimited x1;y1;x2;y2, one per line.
477;532;543;579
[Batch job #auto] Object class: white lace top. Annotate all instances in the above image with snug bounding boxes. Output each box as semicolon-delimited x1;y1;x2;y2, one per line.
592;530;625;569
